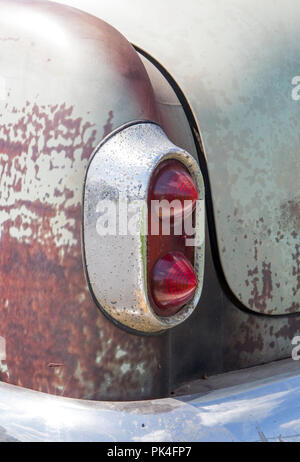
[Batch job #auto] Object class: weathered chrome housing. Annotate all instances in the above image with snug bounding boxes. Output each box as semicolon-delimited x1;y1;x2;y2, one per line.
83;121;205;333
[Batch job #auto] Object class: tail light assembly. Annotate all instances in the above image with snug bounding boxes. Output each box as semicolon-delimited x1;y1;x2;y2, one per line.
83;121;205;334
148;159;198;317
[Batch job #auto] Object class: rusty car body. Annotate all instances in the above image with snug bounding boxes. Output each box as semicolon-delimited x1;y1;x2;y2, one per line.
0;0;299;442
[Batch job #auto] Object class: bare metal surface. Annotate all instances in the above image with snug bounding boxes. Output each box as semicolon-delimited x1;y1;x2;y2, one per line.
59;0;300;315
0;359;299;441
83;122;205;333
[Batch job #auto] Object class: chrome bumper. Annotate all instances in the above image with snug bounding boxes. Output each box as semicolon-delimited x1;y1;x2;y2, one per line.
0;359;299;442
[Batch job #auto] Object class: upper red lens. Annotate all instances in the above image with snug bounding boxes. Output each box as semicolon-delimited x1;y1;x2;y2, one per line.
150;251;197;316
151;160;198;219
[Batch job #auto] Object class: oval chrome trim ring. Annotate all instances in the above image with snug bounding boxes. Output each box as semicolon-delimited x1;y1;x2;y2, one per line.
83;121;205;334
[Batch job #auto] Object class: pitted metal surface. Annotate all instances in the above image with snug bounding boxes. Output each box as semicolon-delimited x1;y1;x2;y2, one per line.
62;0;300;315
83;122;205;333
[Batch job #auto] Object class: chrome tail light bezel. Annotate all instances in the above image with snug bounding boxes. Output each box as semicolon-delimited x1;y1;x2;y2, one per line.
82;121;205;334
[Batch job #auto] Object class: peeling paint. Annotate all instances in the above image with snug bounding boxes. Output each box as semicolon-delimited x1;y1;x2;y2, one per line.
0;0;165;401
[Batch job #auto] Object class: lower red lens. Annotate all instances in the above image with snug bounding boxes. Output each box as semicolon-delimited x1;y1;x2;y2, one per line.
151;251;197;316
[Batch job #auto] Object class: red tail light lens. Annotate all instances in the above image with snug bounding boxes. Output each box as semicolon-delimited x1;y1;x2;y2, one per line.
148;159;198;317
151;160;198;219
151;251;197;314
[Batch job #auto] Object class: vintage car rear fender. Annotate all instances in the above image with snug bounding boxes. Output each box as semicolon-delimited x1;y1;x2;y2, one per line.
57;0;300;316
1;0;300;404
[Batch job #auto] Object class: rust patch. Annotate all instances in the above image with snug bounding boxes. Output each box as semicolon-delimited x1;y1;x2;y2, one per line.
247;261;273;312
103;110;114;138
280;199;300;234
292;244;300;298
0;101;166;400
